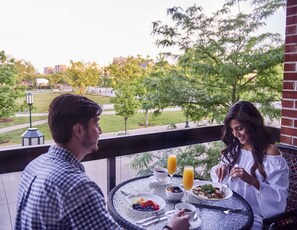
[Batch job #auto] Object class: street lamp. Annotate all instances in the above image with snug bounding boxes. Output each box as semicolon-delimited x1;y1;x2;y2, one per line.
26;93;33;128
21;93;45;146
21;128;44;146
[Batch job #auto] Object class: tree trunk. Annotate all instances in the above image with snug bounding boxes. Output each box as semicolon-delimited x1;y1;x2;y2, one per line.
145;110;149;127
124;117;128;134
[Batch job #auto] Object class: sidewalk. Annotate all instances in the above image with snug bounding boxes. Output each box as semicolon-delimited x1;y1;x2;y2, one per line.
0;119;48;134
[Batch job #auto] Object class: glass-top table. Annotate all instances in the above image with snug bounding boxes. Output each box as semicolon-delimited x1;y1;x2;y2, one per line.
107;175;254;230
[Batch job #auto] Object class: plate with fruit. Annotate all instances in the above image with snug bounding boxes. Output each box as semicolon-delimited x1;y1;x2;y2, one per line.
125;193;166;214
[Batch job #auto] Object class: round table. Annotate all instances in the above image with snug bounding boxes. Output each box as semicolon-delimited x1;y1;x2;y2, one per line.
107;176;254;230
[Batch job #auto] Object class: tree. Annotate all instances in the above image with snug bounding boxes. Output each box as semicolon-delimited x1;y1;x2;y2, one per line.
226;0;286;20
111;83;139;134
0;51;26;119
46;73;67;89
66;61;100;95
150;2;284;122
14;59;37;86
108;56;149;88
99;67;112;87
108;56;152;128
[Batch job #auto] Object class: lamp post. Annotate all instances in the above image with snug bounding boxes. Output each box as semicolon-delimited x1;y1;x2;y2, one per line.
21;93;45;146
26;93;33;128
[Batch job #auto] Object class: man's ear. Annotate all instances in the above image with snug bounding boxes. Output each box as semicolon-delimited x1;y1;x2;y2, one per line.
72;123;84;139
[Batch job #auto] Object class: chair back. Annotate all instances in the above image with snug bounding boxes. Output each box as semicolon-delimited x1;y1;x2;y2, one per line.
277;144;297;211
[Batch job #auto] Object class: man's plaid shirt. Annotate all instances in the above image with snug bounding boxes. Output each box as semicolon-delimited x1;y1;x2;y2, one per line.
15;145;120;229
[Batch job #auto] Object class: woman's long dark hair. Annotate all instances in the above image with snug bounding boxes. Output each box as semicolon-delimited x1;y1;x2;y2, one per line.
221;101;271;179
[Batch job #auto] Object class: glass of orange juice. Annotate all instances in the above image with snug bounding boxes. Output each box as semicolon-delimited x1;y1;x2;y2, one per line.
183;165;194;202
167;155;177;181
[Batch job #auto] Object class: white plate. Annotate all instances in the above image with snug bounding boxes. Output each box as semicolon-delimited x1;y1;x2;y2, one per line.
125;192;166;214
189;180;233;200
149;176;170;186
190;216;202;229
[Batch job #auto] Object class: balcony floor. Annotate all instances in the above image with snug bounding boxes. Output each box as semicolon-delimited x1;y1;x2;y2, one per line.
0;156;137;230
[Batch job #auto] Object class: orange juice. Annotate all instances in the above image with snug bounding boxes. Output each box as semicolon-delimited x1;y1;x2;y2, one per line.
183;166;194;191
167;155;177;176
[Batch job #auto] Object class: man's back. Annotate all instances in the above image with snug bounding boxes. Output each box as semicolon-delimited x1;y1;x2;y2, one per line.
15;145;118;229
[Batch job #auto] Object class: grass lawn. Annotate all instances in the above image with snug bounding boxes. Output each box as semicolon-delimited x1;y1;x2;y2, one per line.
0;111;187;146
19;91;111;113
1;91;188;147
0;117;46;128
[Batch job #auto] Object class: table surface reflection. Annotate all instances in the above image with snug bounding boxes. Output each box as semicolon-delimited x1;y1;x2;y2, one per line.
107;176;254;230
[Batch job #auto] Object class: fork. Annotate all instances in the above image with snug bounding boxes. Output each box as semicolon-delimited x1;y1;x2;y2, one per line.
221;164;238;195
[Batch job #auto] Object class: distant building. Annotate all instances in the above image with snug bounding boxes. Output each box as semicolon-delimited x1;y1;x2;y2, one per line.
43;65;66;74
44;67;54;74
55;65;66;73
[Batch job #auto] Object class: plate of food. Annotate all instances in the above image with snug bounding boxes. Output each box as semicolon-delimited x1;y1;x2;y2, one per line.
189;181;233;200
125;192;166;214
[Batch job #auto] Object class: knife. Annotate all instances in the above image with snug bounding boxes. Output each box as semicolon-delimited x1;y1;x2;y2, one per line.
142;215;168;227
198;203;243;212
136;210;175;224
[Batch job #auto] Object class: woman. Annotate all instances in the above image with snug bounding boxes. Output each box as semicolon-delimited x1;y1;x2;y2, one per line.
211;101;289;229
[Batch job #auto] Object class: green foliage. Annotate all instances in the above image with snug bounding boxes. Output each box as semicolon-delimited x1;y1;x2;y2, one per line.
108;56;154;131
0;51;26;119
14;59;37;84
111;83;140;133
0;136;9;144
66;61;100;95
46;73;67;87
129;149;173;177
135;56;177;126
167;123;177;130
225;0;286;20
149;2;284;123
108;56;150;89
129;142;223;180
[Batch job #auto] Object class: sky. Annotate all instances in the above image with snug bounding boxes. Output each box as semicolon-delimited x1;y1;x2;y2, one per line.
0;0;286;73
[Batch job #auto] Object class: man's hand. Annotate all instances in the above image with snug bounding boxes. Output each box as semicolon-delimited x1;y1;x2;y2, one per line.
165;209;190;230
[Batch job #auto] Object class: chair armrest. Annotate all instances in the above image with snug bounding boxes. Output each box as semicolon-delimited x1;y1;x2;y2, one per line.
262;209;297;230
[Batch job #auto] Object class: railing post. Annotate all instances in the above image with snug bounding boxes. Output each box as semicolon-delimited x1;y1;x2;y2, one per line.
107;157;116;192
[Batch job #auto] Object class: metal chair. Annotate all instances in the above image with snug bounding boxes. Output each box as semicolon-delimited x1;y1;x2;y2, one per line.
262;144;297;230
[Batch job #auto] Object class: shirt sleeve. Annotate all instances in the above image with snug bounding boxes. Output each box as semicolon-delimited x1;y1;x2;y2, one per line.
65;180;121;230
256;155;289;218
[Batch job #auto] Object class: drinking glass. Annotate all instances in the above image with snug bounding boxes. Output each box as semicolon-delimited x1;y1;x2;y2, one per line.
167;155;177;181
183;165;194;202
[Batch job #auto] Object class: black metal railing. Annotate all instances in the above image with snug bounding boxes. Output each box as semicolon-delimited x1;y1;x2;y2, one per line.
0;125;280;192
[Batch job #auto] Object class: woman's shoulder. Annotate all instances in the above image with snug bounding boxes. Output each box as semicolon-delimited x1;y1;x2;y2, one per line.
265;144;281;156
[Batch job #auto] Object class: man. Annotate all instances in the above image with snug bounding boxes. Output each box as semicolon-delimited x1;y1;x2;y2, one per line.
15;93;189;229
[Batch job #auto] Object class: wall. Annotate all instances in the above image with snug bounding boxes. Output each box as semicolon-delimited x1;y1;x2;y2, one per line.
281;0;297;146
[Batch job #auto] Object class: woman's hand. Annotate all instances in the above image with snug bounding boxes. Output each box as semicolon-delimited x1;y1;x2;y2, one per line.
230;166;260;190
215;164;228;183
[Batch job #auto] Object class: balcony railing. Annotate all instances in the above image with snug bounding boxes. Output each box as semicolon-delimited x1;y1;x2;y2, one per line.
0;125;280;192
